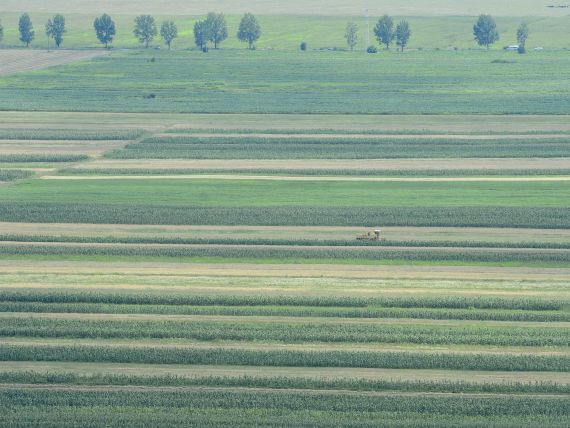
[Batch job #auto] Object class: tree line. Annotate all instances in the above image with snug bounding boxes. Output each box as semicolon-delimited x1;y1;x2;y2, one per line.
0;13;531;53
1;12;261;50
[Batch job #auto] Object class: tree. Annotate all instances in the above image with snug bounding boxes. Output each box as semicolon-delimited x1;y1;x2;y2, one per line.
19;13;35;47
345;22;358;51
193;20;209;50
517;23;530;53
45;14;66;48
473;14;499;50
0;21;3;44
133;15;157;48
160;21;178;50
395;20;411;52
94;14;116;48
237;13;261;49
204;12;227;49
374;15;395;49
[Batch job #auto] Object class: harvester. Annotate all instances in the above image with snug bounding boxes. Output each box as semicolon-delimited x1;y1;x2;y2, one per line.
356;229;382;241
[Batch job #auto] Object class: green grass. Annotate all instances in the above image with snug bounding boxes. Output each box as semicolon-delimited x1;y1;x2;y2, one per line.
0;154;89;163
2;179;568;207
2;50;570;114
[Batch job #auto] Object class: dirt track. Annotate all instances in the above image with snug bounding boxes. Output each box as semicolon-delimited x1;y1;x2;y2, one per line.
0;49;107;76
80;158;570;170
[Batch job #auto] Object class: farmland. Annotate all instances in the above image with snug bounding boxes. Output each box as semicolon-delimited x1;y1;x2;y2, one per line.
0;110;569;426
1;0;570;422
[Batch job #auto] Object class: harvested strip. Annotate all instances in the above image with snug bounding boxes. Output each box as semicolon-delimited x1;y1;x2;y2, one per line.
40;174;570;182
81;158;570;170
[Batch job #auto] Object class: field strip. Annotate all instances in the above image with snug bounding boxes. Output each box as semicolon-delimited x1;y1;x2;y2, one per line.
79;158;570;170
3;113;570;132
0;260;568;280
39;174;570;182
4;312;568;329
158;133;570;140
2;222;569;240
3;362;568;385
2;241;570;255
0;50;108;77
2;384;568;398
1;337;566;355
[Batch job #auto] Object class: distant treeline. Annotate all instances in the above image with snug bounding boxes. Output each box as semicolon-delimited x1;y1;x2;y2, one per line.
0;13;531;52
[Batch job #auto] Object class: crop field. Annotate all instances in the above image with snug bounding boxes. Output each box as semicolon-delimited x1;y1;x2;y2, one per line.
0;110;568;426
1;2;570;421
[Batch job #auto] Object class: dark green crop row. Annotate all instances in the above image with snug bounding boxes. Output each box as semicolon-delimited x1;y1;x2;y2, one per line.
106;136;570;159
2;405;568;428
1;344;568;371
0;203;567;228
2;301;568;322
2;289;563;311
0;155;89;163
0;170;34;182
2;387;568;417
3;317;566;347
2;234;569;250
57;167;570;177
0;129;143;141
0;242;568;264
2;370;568;395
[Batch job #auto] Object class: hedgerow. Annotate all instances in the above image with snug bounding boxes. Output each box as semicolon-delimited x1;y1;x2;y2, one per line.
0;170;34;182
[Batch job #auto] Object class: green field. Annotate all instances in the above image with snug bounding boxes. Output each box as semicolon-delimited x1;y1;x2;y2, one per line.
2;50;570;113
1;2;569;423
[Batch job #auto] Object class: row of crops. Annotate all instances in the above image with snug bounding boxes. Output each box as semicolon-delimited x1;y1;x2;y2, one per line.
2;233;570;249
0;203;568;228
57;167;570;177
0;242;568;265
106;136;570;159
